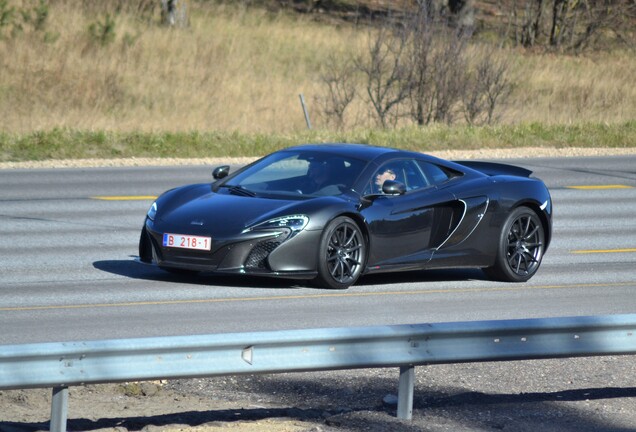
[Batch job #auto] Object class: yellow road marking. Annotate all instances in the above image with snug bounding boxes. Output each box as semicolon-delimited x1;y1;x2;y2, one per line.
567;185;633;190
92;195;157;201
572;248;636;254
1;281;634;313
93;185;635;199
92;185;634;199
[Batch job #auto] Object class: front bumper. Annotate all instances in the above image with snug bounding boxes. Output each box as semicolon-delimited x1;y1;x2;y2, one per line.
140;220;320;280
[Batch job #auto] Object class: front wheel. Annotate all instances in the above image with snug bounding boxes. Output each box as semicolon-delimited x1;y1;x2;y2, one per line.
139;226;153;263
313;216;366;289
484;206;545;282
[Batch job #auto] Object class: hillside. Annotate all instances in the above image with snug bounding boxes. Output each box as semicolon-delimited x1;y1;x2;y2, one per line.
0;0;634;138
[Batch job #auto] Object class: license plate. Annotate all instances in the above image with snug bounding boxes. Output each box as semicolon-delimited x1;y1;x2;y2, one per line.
163;233;212;251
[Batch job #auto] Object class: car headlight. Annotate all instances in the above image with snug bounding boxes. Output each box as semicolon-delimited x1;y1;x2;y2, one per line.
147;202;157;221
242;215;309;235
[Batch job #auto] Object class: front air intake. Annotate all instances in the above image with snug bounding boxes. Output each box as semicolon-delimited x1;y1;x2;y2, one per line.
244;239;283;269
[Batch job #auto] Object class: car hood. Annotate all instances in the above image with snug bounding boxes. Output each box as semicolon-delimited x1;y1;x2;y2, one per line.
157;189;308;236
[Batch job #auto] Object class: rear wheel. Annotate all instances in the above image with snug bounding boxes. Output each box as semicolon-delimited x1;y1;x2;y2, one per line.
484;206;545;282
314;216;366;289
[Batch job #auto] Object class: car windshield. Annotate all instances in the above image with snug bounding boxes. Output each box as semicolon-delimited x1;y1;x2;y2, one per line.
223;150;367;198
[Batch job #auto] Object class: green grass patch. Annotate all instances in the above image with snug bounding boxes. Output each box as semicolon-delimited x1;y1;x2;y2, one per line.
1;122;635;162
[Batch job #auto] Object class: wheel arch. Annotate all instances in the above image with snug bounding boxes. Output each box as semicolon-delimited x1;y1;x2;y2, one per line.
511;200;552;251
334;211;371;267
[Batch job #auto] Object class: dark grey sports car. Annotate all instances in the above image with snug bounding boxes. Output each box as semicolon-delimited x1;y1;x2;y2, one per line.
139;143;552;289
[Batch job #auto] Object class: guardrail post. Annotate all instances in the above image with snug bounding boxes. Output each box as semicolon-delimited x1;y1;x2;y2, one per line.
397;365;414;420
50;386;69;432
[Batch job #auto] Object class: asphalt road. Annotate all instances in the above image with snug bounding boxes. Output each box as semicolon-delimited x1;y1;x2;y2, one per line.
1;156;635;345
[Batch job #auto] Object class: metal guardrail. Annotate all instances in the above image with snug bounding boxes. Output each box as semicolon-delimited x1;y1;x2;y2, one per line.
2;314;636;431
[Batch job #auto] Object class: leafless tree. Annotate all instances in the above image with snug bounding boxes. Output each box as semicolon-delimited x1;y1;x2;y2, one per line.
429;29;469;124
403;3;478;126
405;2;436;125
520;0;546;46
568;0;636;52
355;24;412;128
462;47;514;125
506;0;635;51
317;1;516;129
316;55;357;129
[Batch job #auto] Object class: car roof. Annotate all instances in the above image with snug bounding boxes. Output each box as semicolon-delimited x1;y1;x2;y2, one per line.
283;143;413;163
281;143;467;171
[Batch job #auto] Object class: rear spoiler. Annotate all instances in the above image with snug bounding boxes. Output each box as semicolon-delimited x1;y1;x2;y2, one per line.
453;161;533;178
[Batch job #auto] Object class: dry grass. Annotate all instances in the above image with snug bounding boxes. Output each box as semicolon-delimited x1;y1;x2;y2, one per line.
0;0;635;134
507;52;636;124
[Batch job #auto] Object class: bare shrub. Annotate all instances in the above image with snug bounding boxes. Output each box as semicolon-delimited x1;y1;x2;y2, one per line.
403;4;472;126
405;3;435;126
462;46;514;125
430;29;469;124
316;54;357;130
320;5;515;129
355;24;412;128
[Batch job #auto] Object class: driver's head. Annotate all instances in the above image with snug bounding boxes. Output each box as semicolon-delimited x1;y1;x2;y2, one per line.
375;168;396;187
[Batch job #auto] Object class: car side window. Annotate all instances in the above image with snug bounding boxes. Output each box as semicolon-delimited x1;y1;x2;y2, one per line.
364;160;430;194
401;160;428;191
416;161;450;186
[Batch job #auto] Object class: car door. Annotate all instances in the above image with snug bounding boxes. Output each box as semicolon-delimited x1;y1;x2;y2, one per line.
360;159;459;269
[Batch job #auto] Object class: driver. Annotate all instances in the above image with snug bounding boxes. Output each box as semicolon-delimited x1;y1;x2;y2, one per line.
374;168;396;193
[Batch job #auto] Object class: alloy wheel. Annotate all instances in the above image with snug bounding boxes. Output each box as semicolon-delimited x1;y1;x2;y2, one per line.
326;222;364;284
505;213;543;277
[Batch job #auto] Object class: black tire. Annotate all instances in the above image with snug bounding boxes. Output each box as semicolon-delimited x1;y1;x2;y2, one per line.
484;206;545;282
139;226;153;263
313;216;366;289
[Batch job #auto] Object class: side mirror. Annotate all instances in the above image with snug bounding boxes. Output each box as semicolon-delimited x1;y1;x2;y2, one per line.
212;165;230;180
382;180;406;195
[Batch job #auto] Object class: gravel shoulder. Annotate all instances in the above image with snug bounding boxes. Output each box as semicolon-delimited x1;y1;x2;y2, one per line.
2;146;636;169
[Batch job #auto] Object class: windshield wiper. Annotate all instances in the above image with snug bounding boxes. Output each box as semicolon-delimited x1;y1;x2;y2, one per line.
220;184;257;197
